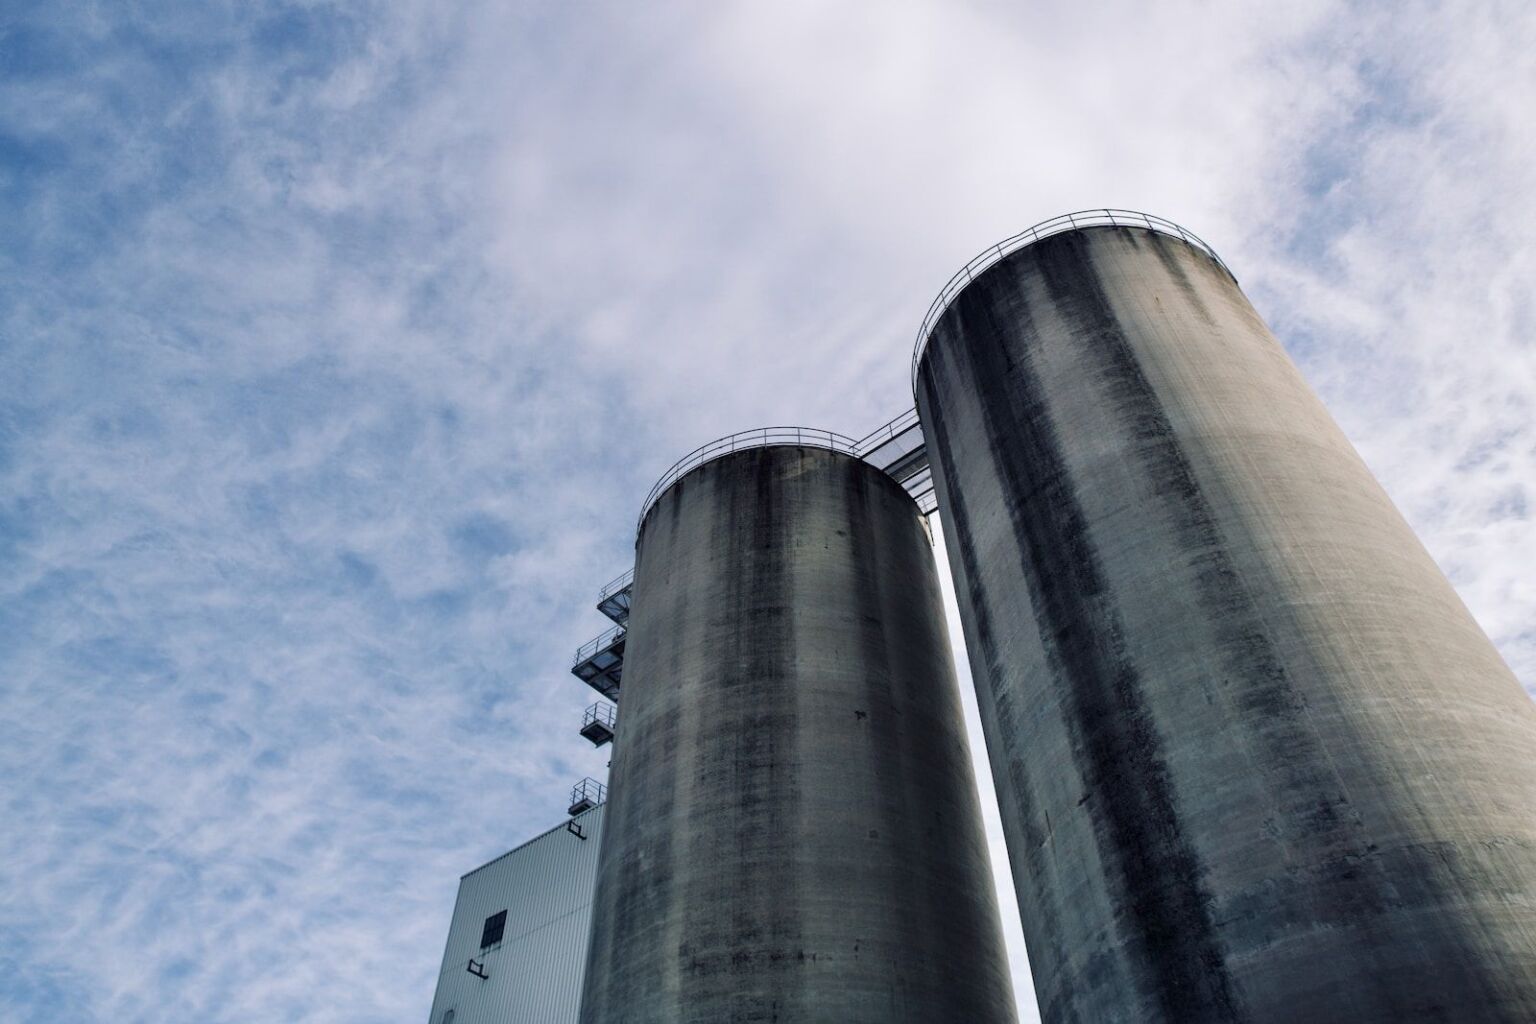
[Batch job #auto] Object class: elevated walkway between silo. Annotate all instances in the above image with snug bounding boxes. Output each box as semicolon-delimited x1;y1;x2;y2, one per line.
854;407;935;513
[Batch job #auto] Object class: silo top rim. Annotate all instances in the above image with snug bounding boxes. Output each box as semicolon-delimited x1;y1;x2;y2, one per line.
910;209;1234;394
637;426;863;536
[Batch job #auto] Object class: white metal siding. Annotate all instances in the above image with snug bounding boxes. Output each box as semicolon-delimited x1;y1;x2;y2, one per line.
426;806;604;1024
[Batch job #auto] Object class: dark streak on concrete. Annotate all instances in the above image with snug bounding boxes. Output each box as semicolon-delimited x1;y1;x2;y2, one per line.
1138;228;1216;326
1037;230;1410;939
674;446;804;1020
921;381;1082;1023
940;235;1241;1022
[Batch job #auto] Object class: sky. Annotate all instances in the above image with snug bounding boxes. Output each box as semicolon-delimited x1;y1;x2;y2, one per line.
2;1;1534;1021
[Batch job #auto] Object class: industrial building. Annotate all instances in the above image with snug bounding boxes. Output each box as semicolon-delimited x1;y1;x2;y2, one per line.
428;210;1536;1023
426;805;605;1024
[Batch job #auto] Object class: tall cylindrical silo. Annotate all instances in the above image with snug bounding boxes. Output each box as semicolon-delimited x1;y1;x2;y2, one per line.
915;214;1536;1022
579;439;1016;1024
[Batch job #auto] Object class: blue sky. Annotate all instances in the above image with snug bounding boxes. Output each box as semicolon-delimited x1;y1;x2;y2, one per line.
2;2;1534;1021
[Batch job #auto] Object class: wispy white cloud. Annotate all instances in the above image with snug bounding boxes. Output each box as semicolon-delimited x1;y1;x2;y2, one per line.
1;2;1531;1022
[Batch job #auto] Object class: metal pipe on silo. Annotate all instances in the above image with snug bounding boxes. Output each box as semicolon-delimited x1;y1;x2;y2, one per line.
915;212;1536;1022
579;437;1017;1024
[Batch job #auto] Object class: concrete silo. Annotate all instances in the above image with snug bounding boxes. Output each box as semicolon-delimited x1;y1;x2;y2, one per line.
579;436;1016;1023
914;212;1536;1022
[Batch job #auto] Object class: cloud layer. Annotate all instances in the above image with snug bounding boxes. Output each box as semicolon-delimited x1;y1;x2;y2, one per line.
2;2;1532;1021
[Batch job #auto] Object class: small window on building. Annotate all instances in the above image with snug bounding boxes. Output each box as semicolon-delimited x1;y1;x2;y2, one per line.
442;1011;455;1024
480;910;507;949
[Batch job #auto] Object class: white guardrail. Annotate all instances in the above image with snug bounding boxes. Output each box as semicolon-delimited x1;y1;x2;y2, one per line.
572;623;625;667
632;215;1226;533
637;426;862;532
910;209;1233;392
597;568;634;603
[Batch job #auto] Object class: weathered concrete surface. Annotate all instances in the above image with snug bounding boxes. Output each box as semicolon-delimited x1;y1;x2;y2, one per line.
917;225;1536;1023
580;445;1016;1024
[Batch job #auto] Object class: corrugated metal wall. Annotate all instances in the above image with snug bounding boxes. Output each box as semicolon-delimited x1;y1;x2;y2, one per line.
426;805;604;1024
